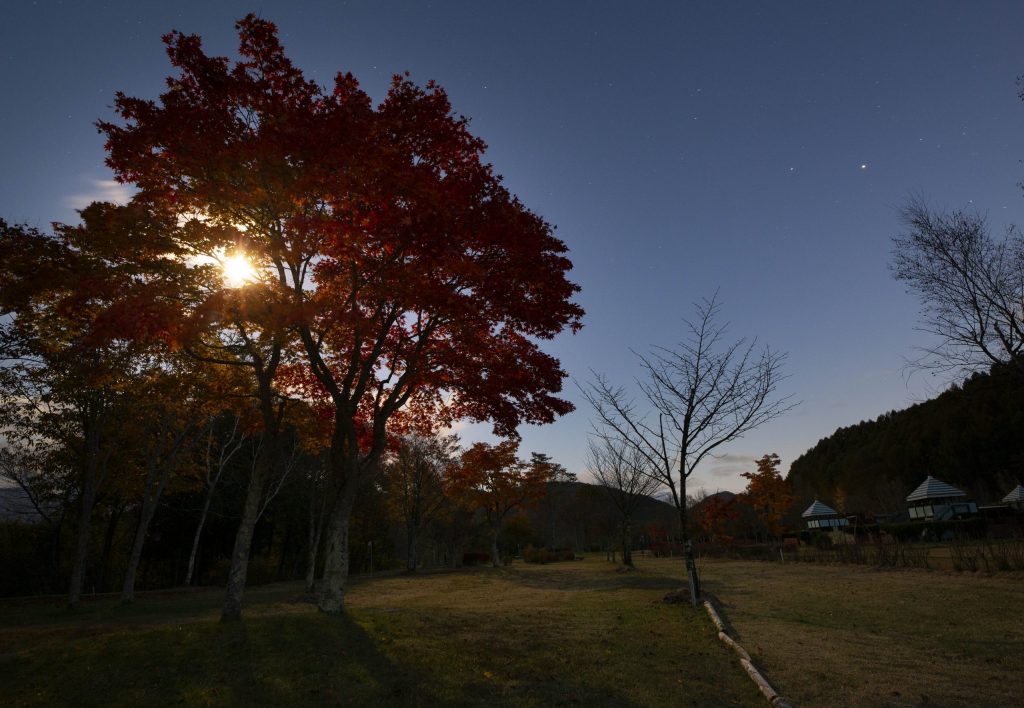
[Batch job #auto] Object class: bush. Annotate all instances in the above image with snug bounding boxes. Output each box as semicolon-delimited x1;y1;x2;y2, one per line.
0;522;59;596
881;517;987;542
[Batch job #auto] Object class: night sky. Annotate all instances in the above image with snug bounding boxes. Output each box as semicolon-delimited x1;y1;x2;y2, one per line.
3;1;1023;493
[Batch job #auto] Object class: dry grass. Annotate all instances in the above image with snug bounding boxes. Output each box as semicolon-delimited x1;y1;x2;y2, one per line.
0;558;763;706
687;557;1024;707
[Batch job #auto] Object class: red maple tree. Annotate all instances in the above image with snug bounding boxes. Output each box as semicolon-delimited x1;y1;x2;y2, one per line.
99;15;583;613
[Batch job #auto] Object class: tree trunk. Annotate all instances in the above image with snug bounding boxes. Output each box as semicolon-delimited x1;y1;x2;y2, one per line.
68;419;102;609
304;487;327;594
121;462;172;603
185;484;216;586
68;472;97;608
97;504;122;592
677;475;701;605
317;489;356;613
221;447;271;622
406;525;418;572
622;519;633;567
490;523;501;567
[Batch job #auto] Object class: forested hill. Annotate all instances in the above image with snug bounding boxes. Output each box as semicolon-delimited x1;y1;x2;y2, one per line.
787;364;1024;514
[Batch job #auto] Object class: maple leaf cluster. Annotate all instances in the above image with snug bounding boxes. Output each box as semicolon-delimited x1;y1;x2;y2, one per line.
96;14;583;445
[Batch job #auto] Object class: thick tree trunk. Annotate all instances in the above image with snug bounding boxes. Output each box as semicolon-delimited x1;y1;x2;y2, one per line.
490;523;501;568
221;455;269;622
317;490;356;613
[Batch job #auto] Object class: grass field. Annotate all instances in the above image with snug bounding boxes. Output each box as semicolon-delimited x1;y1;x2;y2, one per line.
0;558;762;707
698;557;1024;707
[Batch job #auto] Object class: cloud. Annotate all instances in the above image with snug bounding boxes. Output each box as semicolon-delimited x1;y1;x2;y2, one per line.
440;419;469;434
64;179;134;210
704;452;757;478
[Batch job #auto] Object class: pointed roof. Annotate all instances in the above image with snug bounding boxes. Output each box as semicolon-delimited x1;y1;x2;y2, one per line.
906;476;966;503
1002;485;1024;503
802;500;839;518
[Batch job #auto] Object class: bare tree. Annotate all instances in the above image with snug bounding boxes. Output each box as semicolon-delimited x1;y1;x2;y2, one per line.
582;294;793;603
586;437;660;567
892;199;1024;378
185;414;247;586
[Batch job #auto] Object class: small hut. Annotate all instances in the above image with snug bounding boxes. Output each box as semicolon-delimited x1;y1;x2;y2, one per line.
1002;485;1024;512
906;476;977;520
801;500;849;529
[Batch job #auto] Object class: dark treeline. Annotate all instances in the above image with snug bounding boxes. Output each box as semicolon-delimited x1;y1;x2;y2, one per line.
0;432;679;598
788;363;1024;513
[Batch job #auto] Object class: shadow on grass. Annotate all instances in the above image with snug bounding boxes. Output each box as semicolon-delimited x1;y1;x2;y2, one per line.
0;607;460;706
1;603;645;707
499;564;682;594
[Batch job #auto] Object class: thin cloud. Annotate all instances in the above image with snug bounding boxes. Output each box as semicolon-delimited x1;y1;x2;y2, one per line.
705;452;756;478
64;179;134;210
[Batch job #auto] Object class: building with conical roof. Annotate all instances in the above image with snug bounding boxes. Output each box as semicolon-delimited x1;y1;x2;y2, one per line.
906;476;977;520
801;499;849;529
1002;485;1024;511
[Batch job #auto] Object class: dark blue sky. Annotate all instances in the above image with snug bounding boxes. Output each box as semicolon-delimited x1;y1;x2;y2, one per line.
3;1;1023;492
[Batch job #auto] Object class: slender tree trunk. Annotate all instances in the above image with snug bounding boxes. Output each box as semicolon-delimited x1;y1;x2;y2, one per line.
678;474;701;605
121;461;172;603
406;525;418;572
305;527;323;594
274;524;292;581
304;488;327;593
68;472;97;608
68;420;102;608
97;504;122;592
185;485;216;586
622;519;633;567
49;511;66;593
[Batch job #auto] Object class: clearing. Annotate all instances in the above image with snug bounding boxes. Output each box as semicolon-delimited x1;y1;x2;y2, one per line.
0;557;760;706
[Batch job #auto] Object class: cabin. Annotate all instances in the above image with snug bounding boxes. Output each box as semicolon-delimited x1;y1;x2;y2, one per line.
906;476;977;521
801;500;849;529
1002;485;1024;512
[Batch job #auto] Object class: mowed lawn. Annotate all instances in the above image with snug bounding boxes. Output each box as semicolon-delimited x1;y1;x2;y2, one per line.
0;558;762;707
694;557;1024;707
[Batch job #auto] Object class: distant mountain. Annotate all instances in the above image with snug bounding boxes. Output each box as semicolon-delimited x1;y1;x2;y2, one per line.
787;364;1024;514
0;486;44;523
524;480;679;549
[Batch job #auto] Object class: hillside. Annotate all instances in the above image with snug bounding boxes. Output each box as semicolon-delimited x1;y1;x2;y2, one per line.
787;363;1024;514
521;480;680;551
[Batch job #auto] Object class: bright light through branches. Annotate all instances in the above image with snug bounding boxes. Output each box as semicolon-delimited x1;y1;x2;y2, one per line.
222;252;257;288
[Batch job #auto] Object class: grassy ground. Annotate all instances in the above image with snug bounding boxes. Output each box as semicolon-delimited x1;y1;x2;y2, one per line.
0;558;762;707
695;557;1024;707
